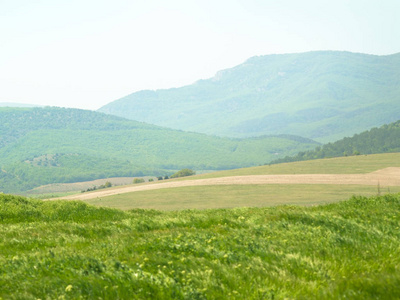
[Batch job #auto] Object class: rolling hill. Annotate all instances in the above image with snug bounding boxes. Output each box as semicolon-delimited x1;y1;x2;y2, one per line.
99;51;400;142
0;107;317;193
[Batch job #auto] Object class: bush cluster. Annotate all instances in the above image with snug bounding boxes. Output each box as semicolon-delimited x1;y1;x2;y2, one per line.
170;169;196;178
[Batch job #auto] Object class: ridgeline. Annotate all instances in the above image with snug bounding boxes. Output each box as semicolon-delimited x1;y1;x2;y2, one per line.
99;51;400;142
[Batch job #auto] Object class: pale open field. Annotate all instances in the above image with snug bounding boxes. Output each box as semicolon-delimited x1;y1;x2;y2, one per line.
52;153;400;210
27;177;154;194
83;184;400;210
60;167;400;201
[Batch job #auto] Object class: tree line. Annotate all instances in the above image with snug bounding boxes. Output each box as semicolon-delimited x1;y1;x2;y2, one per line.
270;120;400;164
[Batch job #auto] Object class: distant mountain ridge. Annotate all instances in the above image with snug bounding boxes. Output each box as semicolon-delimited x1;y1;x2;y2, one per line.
99;51;400;143
0;107;317;193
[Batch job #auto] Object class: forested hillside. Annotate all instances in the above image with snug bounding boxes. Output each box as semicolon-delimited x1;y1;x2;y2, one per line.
99;51;400;142
0;107;317;193
270;120;400;164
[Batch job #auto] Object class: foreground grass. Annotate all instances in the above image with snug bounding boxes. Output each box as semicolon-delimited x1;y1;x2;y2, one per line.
1;193;400;299
86;184;400;210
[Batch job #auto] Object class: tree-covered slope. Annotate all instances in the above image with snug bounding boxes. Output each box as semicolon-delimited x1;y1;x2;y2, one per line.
99;51;400;142
271;119;400;164
0;107;317;193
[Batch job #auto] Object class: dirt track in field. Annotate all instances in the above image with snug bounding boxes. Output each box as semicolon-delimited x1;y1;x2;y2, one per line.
54;167;400;201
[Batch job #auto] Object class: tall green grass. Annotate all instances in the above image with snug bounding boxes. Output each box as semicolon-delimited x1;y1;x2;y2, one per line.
1;193;400;299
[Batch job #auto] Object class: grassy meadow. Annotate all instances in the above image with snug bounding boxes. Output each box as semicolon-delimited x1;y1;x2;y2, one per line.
1;193;400;299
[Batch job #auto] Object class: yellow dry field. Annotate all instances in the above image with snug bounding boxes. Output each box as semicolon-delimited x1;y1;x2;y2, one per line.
57;167;400;201
82;184;400;211
51;154;400;210
53;167;400;208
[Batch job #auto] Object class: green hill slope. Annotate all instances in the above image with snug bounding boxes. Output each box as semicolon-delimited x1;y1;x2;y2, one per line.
271;119;400;164
0;107;317;193
99;51;400;142
1;193;400;299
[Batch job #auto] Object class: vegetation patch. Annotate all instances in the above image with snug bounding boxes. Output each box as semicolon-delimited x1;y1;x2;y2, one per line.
81;181;112;193
171;168;196;178
133;178;145;184
1;193;400;299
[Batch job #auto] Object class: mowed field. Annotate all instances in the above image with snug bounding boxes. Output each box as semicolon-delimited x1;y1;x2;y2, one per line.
54;153;400;210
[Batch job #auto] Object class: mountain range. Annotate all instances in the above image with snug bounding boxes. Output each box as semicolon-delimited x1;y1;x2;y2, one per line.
99;51;400;143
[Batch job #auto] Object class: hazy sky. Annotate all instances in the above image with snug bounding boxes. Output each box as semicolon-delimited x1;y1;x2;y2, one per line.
1;0;399;110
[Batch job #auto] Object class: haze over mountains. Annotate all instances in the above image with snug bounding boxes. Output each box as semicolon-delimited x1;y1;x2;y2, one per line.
99;51;400;143
2;50;400;193
0;102;41;108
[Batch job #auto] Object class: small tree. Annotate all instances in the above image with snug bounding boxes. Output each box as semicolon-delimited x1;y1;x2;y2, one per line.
133;178;145;184
104;181;112;188
170;168;196;178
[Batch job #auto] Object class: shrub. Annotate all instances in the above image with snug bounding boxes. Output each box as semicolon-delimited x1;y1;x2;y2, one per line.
133;178;145;184
170;168;196;178
104;181;112;188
